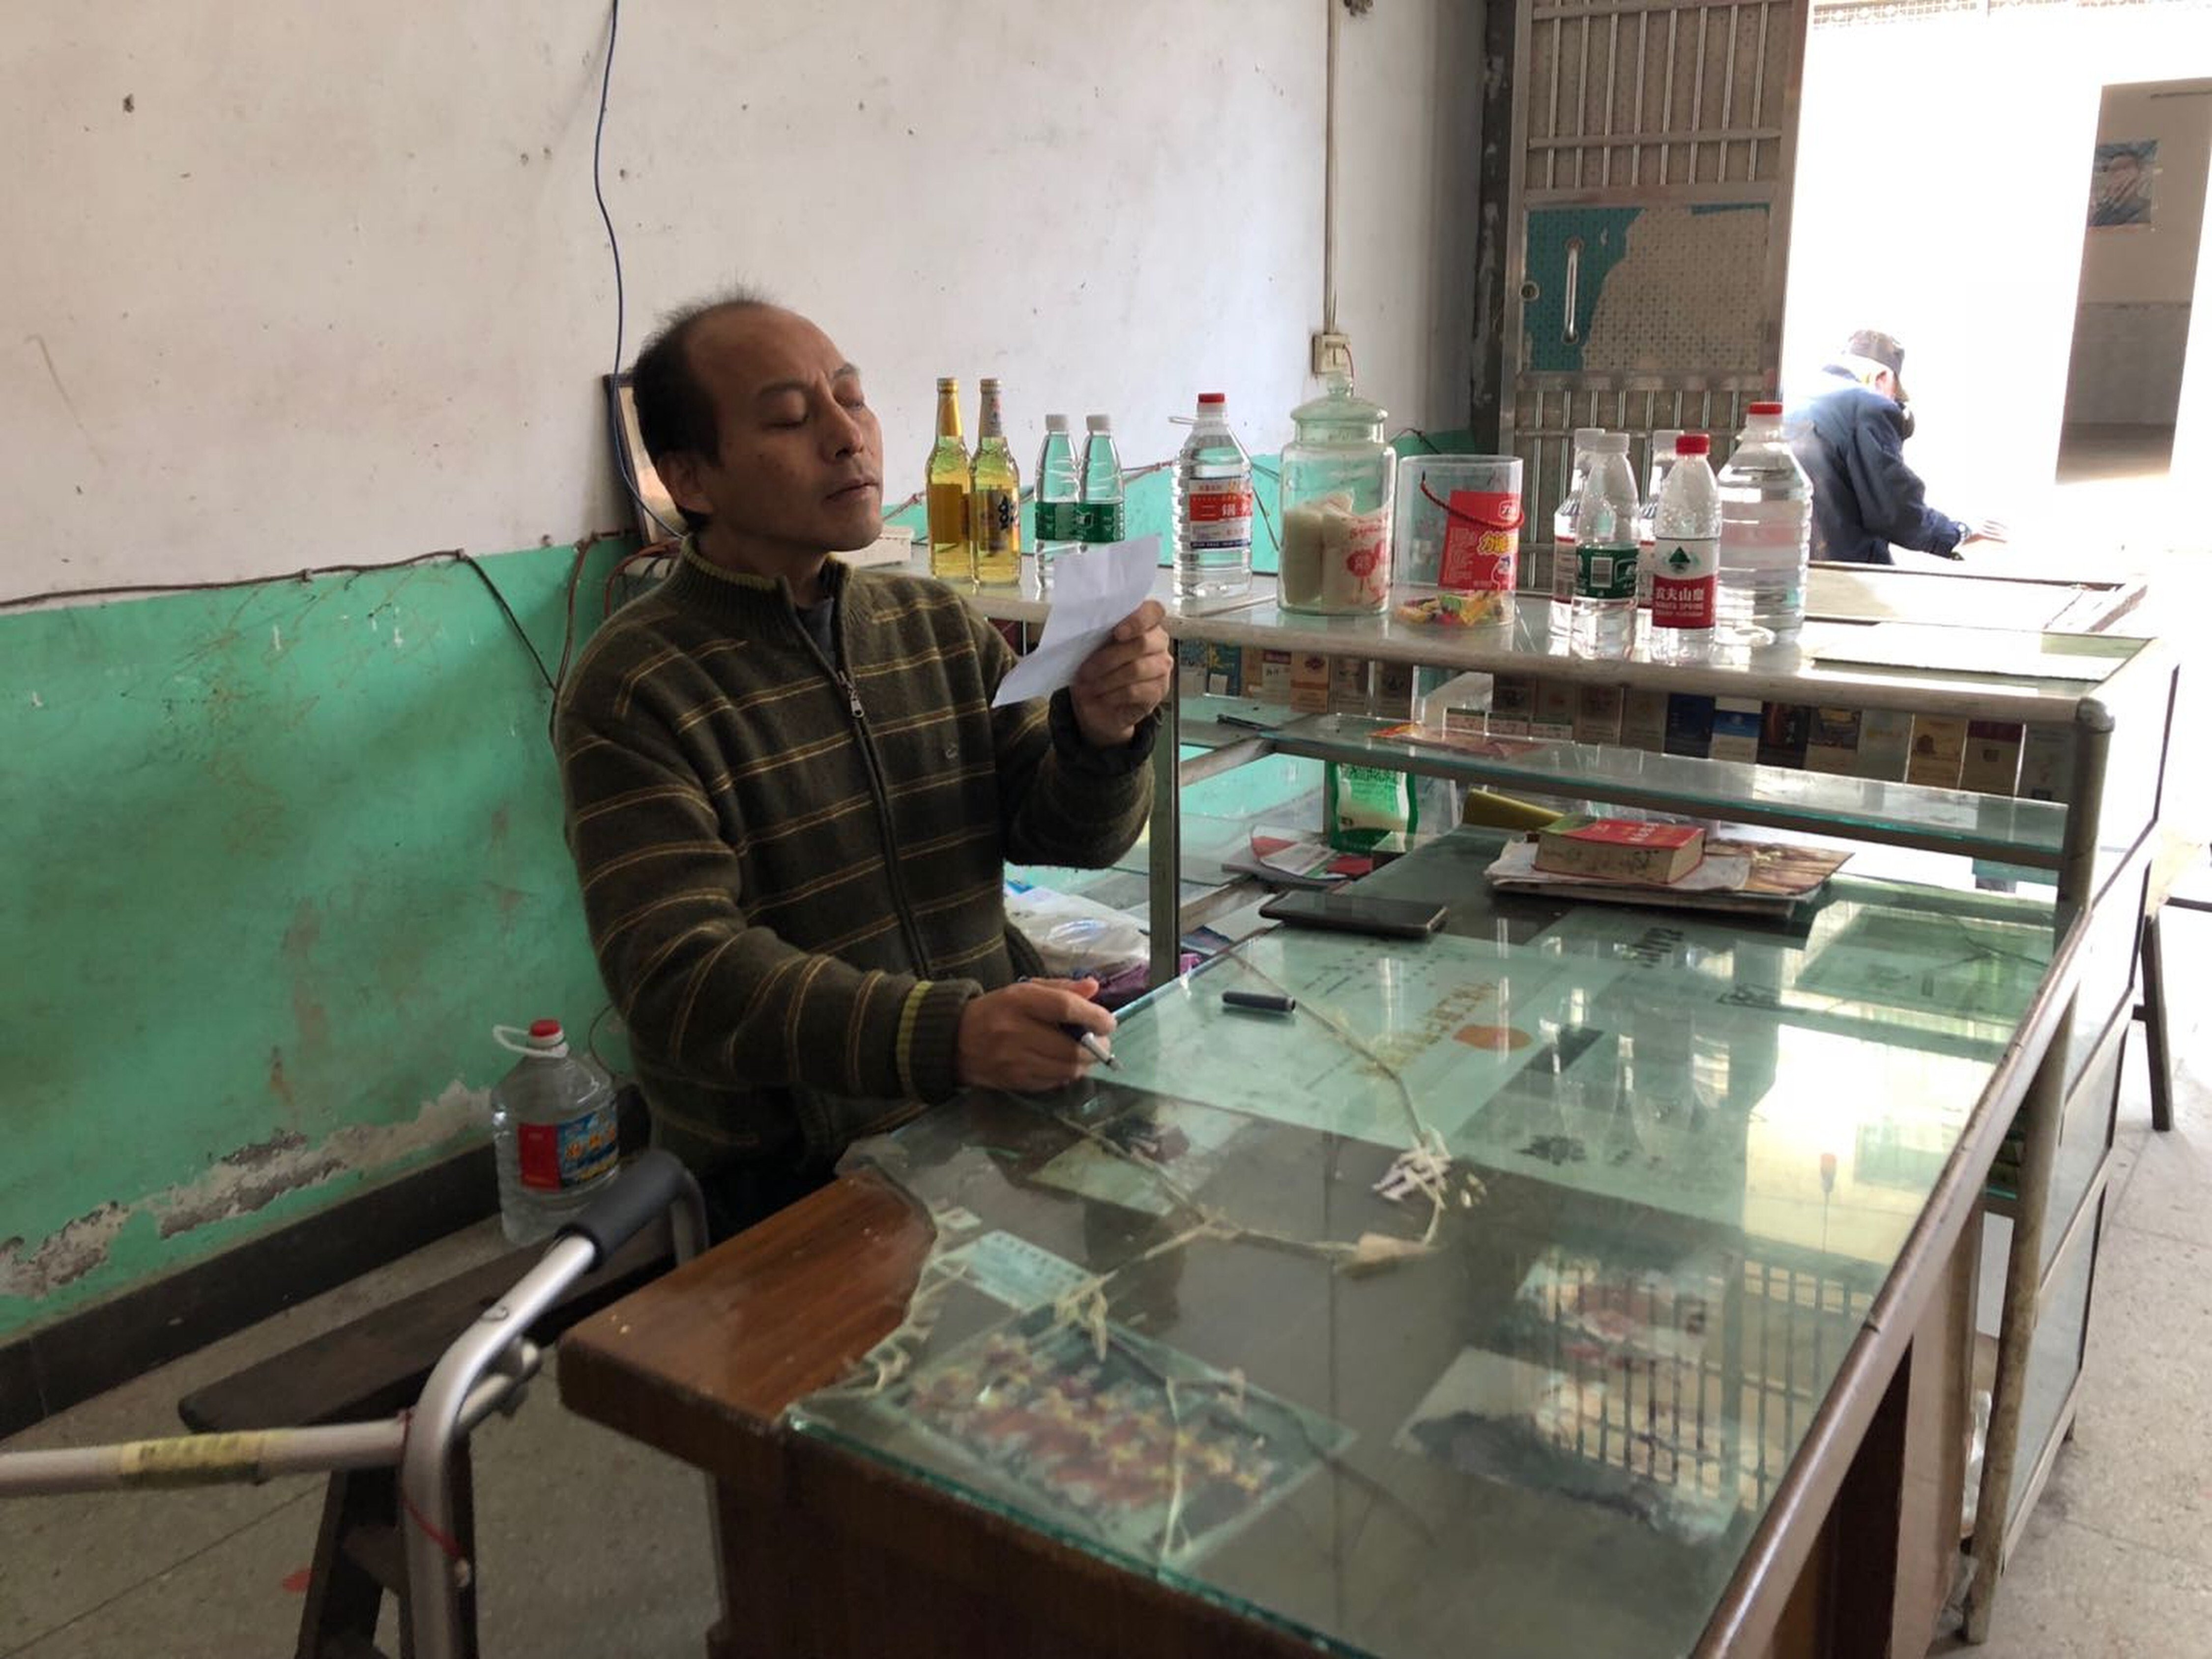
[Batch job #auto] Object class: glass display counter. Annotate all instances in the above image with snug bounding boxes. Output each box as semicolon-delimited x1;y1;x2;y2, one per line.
787;831;2082;1658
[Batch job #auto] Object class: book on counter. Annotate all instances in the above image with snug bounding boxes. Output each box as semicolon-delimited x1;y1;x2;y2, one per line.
1534;816;1707;884
1487;832;1851;918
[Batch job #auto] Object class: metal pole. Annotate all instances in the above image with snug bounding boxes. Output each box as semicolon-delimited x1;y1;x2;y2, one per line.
0;1423;403;1496
404;1234;601;1659
1148;666;1185;989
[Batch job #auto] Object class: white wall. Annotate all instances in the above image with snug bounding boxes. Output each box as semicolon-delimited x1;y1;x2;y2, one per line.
2080;80;2212;306
1337;0;1484;435
2067;78;2212;425
3;1;1480;597
1785;8;2212;522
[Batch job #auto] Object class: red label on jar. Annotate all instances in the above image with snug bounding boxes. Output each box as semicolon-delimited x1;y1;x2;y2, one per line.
516;1105;619;1192
1438;489;1521;593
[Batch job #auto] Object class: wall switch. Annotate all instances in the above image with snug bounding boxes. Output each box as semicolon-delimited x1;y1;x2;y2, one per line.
1310;331;1354;378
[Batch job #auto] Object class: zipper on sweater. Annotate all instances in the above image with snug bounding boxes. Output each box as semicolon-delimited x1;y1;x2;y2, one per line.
793;598;935;975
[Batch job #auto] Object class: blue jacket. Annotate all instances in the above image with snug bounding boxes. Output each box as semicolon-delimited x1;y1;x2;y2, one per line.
1784;370;1967;565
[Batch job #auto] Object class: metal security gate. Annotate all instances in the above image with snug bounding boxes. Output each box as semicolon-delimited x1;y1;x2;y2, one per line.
1490;0;1812;592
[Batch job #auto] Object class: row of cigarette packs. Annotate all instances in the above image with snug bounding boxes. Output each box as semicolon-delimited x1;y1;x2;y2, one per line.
1171;641;2069;802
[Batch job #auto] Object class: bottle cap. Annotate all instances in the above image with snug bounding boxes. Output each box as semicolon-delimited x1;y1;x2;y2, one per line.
1674;434;1711;455
1588;432;1630;453
1748;400;1783;415
1572;426;1606;444
1086;415;1112;433
980;377;1001;393
1045;414;1069;432
1197;392;1226;406
936;377;958;391
494;1020;571;1058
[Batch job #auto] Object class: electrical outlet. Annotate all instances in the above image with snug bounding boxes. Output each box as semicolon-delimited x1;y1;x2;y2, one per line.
1310;331;1354;378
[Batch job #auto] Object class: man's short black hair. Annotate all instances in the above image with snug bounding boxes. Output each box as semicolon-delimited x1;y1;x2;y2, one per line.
629;286;776;532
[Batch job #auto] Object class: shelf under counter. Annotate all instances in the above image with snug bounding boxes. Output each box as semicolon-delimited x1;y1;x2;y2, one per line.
1170;698;2070;869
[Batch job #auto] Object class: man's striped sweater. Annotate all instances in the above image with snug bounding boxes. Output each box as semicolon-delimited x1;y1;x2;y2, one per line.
554;542;1154;1185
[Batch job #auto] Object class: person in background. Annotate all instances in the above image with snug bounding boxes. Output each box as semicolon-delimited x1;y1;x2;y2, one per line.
556;290;1171;1238
1784;328;2006;565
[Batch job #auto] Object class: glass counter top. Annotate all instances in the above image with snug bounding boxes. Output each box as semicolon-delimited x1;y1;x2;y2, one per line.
789;831;2068;1659
893;550;2147;721
1164;592;2141;720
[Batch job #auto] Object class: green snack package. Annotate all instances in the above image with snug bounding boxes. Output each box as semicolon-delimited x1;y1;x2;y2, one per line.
1324;762;1419;854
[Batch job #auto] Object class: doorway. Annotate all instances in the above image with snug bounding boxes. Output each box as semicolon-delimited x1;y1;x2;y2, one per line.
2057;77;2212;486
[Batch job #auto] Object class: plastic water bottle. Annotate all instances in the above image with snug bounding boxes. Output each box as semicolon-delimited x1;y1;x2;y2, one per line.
489;1019;618;1245
1648;434;1719;664
1077;415;1126;549
1716;400;1813;646
1033;414;1081;589
1635;429;1686;621
1549;426;1604;634
1171;392;1254;600
1569;433;1639;660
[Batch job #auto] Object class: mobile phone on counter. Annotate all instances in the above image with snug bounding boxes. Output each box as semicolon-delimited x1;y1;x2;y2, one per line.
1257;889;1448;940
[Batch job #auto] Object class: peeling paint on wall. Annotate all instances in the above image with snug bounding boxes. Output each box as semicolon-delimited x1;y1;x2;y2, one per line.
0;1083;490;1294
0;1204;132;1298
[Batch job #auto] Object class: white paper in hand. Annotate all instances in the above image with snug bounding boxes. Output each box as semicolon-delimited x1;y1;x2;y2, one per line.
989;535;1161;708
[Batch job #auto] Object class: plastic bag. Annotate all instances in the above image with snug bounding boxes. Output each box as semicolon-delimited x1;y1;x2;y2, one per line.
1003;880;1149;978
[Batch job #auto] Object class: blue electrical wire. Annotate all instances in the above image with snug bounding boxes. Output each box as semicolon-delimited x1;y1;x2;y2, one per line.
592;0;680;541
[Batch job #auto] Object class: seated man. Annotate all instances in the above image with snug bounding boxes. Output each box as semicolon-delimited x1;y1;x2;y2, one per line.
557;292;1170;1237
1784;328;2000;565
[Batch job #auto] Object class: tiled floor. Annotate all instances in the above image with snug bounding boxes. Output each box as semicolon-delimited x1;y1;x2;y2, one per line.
2;933;2206;1658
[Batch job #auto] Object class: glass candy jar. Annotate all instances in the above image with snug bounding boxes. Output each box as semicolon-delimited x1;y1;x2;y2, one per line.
1277;376;1396;614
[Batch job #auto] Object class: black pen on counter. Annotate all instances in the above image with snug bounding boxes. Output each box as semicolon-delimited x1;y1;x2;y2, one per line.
1017;979;1120;1069
1063;1025;1120;1068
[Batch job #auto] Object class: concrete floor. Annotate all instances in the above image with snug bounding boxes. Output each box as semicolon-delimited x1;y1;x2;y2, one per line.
1;917;2206;1657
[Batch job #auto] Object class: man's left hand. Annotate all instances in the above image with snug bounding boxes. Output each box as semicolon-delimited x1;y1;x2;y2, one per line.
1069;600;1170;749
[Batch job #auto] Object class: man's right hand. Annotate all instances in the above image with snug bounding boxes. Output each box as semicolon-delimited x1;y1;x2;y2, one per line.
1962;517;2010;546
955;978;1115;1093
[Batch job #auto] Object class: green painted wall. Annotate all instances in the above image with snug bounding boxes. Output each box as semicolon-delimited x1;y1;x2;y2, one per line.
0;541;629;1340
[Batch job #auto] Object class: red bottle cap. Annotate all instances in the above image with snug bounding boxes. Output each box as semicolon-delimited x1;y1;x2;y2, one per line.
1675;434;1711;455
1748;400;1783;415
1198;392;1226;405
528;1018;563;1040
